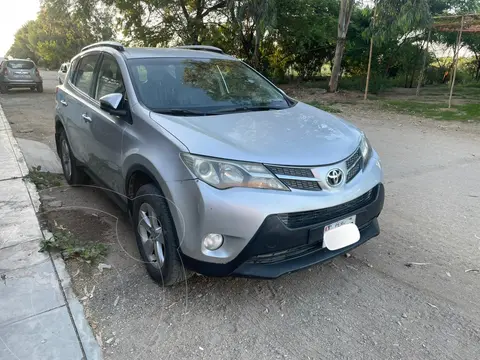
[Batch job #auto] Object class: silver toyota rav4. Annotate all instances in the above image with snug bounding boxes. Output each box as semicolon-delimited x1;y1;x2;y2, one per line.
55;41;384;285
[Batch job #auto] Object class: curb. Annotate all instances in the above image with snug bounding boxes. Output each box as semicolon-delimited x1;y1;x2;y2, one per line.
0;103;103;360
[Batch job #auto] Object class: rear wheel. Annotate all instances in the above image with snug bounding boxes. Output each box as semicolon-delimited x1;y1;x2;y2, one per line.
133;183;189;286
0;84;7;94
36;83;43;93
30;87;35;91
58;130;87;185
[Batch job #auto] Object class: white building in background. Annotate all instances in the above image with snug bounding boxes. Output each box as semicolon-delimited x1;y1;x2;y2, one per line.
430;42;474;58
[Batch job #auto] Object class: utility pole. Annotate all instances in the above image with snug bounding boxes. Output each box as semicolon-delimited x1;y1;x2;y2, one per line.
364;2;377;101
448;15;464;108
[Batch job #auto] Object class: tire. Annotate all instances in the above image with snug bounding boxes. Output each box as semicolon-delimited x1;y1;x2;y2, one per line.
30;87;35;91
58;130;87;185
133;183;189;286
36;83;43;93
0;84;7;94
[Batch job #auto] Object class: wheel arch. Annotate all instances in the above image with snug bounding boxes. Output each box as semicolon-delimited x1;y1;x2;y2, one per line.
125;162;172;210
54;116;65;157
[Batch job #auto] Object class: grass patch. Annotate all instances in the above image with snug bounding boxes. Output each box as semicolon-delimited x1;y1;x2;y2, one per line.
40;229;107;263
383;100;480;121
308;101;342;113
26;166;64;190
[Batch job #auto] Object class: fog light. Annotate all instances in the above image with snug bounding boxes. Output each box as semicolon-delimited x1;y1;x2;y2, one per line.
203;233;224;251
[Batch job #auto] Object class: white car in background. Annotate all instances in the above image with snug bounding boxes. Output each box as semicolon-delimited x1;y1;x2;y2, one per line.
57;62;70;84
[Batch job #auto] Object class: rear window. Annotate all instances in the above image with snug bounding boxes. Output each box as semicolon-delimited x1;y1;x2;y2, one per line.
7;61;35;70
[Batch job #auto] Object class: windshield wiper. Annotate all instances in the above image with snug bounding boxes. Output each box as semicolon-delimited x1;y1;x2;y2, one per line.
151;108;207;116
207;105;286;115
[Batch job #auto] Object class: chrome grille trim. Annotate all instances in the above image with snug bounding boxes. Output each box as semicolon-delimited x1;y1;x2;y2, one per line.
266;145;364;191
265;165;314;178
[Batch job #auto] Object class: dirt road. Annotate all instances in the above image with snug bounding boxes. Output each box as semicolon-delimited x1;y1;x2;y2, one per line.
1;76;480;360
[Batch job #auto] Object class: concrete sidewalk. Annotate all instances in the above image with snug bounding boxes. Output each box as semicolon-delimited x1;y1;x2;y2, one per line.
0;105;102;360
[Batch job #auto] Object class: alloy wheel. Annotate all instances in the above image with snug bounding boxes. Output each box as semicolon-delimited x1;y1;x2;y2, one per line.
138;203;165;268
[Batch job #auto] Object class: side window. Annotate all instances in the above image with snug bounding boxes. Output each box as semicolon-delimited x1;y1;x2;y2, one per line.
73;54;100;95
68;59;78;83
95;54;125;100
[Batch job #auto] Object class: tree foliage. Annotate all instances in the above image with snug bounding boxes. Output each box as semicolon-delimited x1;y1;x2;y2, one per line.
7;0;115;68
6;0;480;90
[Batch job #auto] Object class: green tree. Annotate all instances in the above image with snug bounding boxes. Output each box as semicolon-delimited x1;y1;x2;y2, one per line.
104;0;227;46
274;0;338;80
8;0;115;68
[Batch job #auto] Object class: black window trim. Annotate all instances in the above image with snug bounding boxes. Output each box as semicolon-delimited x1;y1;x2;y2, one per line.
70;51;102;101
93;52;125;101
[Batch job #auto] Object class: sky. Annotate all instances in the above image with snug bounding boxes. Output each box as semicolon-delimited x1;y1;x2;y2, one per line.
0;0;40;57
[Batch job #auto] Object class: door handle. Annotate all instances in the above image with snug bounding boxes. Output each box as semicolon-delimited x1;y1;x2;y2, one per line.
60;100;68;106
82;113;92;123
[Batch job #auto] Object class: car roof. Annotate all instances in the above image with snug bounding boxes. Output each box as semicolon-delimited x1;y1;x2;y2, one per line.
7;58;34;62
83;46;237;61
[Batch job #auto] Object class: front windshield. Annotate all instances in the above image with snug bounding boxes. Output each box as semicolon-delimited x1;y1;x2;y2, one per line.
128;57;289;114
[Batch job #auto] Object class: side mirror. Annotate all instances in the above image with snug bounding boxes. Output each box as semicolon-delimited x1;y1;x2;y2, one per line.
100;93;128;117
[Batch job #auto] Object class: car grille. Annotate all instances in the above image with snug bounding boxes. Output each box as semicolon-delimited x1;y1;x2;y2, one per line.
346;147;362;183
265;165;314;178
246;220;374;264
246;242;323;264
346;147;361;169
281;179;322;191
266;146;363;191
347;159;361;183
277;185;378;228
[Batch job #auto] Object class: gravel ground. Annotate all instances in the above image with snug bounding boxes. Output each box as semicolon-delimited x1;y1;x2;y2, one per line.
2;74;480;360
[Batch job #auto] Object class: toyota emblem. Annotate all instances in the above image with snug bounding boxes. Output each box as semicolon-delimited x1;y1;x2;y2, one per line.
326;168;344;187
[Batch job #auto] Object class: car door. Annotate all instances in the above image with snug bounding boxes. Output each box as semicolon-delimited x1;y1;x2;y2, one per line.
84;53;128;195
62;53;101;164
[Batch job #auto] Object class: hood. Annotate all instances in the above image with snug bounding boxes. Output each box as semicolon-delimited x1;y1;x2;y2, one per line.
149;102;362;166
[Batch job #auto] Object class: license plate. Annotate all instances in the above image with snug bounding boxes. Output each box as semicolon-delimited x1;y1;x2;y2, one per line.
323;215;360;251
324;215;356;234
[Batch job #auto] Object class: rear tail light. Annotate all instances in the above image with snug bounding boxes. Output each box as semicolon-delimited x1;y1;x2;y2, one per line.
2;68;7;76
35;69;40;76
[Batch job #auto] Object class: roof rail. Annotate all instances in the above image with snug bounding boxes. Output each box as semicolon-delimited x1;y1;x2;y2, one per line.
81;41;125;53
175;45;224;54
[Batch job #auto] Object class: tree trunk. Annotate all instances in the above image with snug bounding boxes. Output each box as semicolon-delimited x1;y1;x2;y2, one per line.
253;25;261;70
329;38;346;92
328;0;355;93
475;55;480;80
416;29;431;96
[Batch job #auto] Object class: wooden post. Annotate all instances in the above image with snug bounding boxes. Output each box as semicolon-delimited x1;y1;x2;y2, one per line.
364;4;377;101
416;28;432;96
448;16;465;108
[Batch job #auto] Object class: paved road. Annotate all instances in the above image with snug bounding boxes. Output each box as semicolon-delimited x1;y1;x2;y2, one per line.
0;70;58;150
1;77;480;360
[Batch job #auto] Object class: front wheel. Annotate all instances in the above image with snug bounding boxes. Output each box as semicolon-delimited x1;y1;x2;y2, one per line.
58;130;87;185
133;183;190;286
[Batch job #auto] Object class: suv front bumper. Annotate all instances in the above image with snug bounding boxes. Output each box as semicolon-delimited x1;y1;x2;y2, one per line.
180;184;384;278
168;151;384;278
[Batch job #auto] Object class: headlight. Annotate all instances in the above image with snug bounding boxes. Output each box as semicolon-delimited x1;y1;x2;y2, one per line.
360;133;372;164
181;153;289;191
